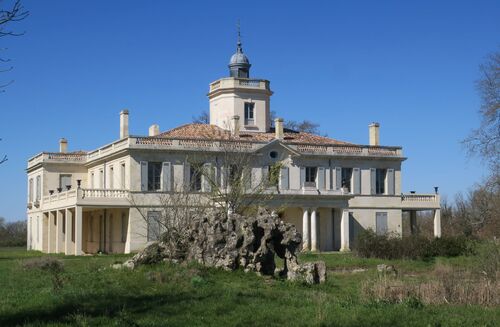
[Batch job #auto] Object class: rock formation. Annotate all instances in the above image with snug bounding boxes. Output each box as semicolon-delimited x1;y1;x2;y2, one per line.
123;208;326;284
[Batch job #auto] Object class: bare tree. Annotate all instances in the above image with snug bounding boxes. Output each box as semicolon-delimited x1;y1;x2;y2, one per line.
463;50;500;172
192;110;210;124
0;0;29;90
191;140;284;217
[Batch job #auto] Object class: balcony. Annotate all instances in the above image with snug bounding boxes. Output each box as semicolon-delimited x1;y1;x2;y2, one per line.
209;77;271;93
401;193;440;209
40;188;131;210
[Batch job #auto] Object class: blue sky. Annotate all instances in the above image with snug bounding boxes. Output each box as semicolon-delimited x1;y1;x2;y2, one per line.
0;1;498;221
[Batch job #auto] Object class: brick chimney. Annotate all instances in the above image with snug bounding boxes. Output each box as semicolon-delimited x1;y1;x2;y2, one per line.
59;138;68;153
120;110;129;139
275;118;284;139
369;122;380;146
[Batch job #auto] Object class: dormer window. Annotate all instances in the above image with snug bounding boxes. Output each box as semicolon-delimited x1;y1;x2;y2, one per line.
244;102;254;125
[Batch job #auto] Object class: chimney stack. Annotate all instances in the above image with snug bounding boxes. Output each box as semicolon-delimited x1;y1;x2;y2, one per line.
59;138;68;153
120;110;129;139
149;124;160;137
369;122;380;146
275;118;284;139
231;115;240;136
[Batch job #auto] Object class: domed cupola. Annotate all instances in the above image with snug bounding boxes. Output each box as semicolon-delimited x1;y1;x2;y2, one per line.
228;29;251;78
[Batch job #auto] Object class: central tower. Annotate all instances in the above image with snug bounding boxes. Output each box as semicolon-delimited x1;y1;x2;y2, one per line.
208;31;273;133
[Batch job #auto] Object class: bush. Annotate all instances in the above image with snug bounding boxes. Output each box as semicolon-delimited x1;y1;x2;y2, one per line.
356;229;473;260
22;257;65;291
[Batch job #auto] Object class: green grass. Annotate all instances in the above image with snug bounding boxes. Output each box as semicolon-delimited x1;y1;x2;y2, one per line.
0;247;497;326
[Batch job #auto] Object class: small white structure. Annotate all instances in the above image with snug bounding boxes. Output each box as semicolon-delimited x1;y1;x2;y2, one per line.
26;38;441;255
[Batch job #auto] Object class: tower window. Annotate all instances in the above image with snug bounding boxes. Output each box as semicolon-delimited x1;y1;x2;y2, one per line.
244;102;255;125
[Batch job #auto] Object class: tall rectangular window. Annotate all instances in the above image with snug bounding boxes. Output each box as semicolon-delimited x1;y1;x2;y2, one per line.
36;175;41;201
109;166;114;189
305;167;317;187
147;211;161;242
244;102;255;125
100;170;104;188
376;169;387;194
190;165;202;191
147;162;162;191
59;174;72;190
341;168;353;192
28;178;33;202
91;172;95;189
121;163;126;189
89;215;94;242
375;212;388;235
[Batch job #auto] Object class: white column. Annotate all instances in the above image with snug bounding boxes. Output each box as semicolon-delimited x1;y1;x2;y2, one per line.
433;209;441;238
325;209;334;251
302;208;310;251
27;216;31;251
56;210;64;253
75;206;83;255
48;212;54;253
311;208;318;252
65;208;73;255
340;209;350;251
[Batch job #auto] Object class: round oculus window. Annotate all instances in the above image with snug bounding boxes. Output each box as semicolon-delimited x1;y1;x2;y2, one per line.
269;151;278;159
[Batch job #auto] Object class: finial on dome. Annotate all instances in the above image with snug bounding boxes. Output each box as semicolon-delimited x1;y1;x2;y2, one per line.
228;20;251;78
237;20;242;50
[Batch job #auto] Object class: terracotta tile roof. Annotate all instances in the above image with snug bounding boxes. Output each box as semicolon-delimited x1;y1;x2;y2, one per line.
156;124;352;146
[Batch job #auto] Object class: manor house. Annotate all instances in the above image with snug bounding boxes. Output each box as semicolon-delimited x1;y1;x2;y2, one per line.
26;38;441;255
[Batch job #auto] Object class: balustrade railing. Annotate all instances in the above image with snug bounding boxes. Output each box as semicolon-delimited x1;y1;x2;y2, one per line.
81;189;129;198
401;194;438;202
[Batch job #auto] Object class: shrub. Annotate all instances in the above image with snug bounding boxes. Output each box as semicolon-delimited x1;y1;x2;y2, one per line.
356;229;473;260
475;240;499;282
22;257;65;291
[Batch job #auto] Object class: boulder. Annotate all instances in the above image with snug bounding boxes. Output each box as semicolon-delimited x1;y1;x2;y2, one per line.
124;208;326;284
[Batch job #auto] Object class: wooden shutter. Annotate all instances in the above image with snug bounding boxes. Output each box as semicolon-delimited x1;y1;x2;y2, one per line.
220;165;228;189
280;166;289;190
387;169;395;195
335;167;342;190
183;162;190;191
370;168;376;195
317;167;325;190
353;168;361;194
140;161;148;191
161;162;171;192
262;166;269;186
202;163;212;192
300;167;305;189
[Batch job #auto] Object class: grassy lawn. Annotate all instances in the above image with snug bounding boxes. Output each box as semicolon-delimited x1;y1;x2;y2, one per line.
0;247;497;326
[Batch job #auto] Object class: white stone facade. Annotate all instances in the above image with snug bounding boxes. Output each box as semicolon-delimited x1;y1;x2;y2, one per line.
26;49;441;255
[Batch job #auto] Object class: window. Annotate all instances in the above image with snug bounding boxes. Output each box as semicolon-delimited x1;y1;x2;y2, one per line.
341;168;353;192
244;102;255;125
121;212;127;243
305;167;317;187
147;211;161;242
28;178;33;202
121;163;126;189
147;162;162;191
35;176;41;201
376;169;387;194
109;166;114;189
190;165;202;191
59;174;72;190
269;151;278;159
91;172;95;189
375;212;388;235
